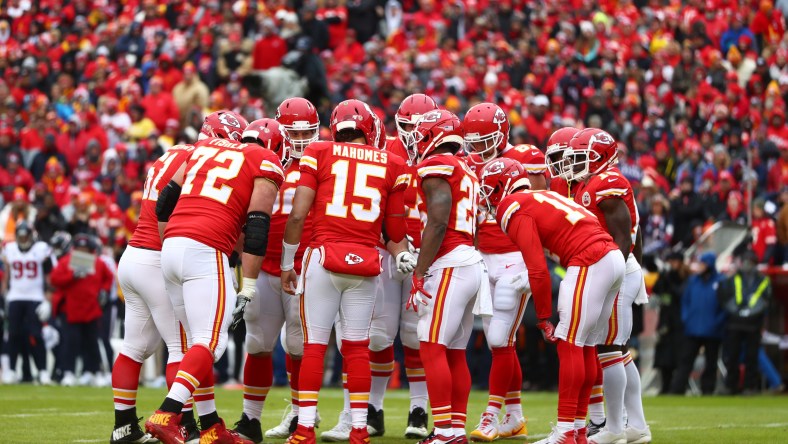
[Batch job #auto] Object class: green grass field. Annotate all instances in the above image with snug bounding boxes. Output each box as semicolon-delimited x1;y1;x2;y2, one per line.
0;385;786;443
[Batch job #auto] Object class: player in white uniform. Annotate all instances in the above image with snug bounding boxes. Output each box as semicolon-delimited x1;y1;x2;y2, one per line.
322;94;437;442
464;103;548;441
1;222;56;385
229;117;303;444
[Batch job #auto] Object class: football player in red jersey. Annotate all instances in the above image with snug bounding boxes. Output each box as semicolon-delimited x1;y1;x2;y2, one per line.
407;109;487;444
463;103;544;441
365;94;438;439
218;118;300;444
249;98;321;441
145;110;284;444
546;127;581;199
481;158;625;444
114;110;247;444
565;129;650;444
112;143;196;444
279;99;410;444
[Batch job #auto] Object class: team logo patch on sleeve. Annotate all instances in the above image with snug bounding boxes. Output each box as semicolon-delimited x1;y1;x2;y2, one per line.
582;191;591;207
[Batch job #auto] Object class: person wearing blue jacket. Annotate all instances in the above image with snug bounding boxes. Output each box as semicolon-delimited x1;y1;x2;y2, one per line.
669;252;727;395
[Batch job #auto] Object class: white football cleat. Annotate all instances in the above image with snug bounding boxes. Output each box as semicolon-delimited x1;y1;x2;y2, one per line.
61;371;76;387
265;404;298;439
588;427;626;444
78;371;95;386
498;413;528;440
320;410;351;442
469;412;499;442
624;425;651;444
532;426;575;444
2;369;17;385
38;369;52;386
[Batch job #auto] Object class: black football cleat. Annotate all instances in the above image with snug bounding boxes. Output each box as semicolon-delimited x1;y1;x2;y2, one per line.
232;413;263;443
366;405;385;437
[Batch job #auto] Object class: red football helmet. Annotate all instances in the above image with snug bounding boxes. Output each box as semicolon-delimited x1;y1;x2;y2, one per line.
241;118;290;162
276;97;319;159
462;103;510;163
479;157;531;213
396;94;439;156
330;99;381;147
545;127;580;179
566;128;618;181
412;109;464;163
200;110;248;141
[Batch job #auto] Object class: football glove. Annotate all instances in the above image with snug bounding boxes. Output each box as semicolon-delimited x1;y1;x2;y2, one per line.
36;301;52;323
406;234;419;254
406;274;432;313
395;251;417;274
537;319;557;343
510;272;531;294
231;277;257;330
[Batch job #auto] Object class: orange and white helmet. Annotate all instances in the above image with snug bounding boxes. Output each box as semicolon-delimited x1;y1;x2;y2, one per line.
276;97;319;158
462;103;509;163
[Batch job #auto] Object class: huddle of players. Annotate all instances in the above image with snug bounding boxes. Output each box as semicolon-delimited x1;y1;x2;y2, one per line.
108;94;649;444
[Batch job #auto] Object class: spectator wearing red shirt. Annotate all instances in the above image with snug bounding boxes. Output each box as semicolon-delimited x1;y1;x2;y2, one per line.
140;76;179;133
252;19;288;70
56;115;92;172
152;53;183;93
333;29;366;67
521;95;552;147
1;153;34;200
50;234;113;385
751;199;778;263
317;0;348;49
767;145;788;193
88;193;123;247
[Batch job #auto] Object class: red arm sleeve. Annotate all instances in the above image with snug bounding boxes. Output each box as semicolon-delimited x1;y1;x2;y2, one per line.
507;214;552;320
383;188;406;243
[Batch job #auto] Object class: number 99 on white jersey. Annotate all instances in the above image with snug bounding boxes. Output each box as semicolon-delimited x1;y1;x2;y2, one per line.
3;242;55;303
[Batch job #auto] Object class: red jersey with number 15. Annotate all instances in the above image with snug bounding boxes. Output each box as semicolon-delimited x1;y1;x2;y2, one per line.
478;144;547;255
385;137;421;247
417;153;480;260
573;168;639;249
130;144;193;251
496;190;618;320
298;141;409;248
261;160;313;276
164;137;285;256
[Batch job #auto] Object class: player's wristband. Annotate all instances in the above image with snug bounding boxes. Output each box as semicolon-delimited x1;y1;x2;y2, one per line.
281;241;299;272
240;278;257;296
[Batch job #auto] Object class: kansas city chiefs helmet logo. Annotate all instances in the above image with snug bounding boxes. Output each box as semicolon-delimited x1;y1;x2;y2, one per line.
345;253;364;265
590;132;614;146
482;160;505;179
492;109;507;124
420;110;441;123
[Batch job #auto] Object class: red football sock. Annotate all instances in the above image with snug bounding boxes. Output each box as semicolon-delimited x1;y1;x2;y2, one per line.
286;355;302;409
242;354;273;420
505;350;523;416
343;340;371;428
164;344;213;410
112;354;142;411
165;362;179;390
420;341;452;429
404;346;428;410
575;346;598;421
487;346;516;414
556;340;585;424
298;343;327;427
447;348;470;433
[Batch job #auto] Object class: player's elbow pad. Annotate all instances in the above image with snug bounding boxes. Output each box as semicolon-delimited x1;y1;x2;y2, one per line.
243;211;271;256
156;181;182;222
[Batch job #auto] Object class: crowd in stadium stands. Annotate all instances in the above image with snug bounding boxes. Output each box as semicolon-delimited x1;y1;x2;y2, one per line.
0;0;786;392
